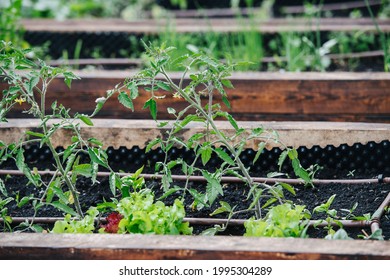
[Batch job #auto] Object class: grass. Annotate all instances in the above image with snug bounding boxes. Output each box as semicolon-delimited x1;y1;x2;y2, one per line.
142;17;264;71
364;0;389;72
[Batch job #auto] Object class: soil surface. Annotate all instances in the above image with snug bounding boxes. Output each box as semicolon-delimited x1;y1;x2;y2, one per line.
1;142;389;240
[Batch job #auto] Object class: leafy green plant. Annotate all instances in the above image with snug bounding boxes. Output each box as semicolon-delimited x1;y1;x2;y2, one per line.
0;0;25;48
267;0;336;72
314;195;382;240
328;30;379;71
324;228;353;240
268;31;337;72
218;29;263;71
51;207;99;233
18;0;180;20
97;169;192;235
340;202;371;221
61;39;83;69
169;0;187;9
359;229;384;240
146;28;263;72
50;189;192;235
0;196;14;232
312;194;369;239
313;194;341;237
20;0;105;20
364;0;389;72
50;165;192;235
244;203;311;238
112;189;192;235
0;41;117;222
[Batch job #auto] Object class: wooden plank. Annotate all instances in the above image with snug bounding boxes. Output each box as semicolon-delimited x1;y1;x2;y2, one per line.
46;50;384;66
1;119;390;150
1;71;389;122
0;233;389;260
20;17;390;34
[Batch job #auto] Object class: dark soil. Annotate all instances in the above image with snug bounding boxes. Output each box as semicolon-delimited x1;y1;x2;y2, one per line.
1;141;389;239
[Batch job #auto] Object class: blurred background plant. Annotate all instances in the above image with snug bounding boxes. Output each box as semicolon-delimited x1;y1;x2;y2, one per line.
1;0;388;71
0;0;26;48
13;0;186;20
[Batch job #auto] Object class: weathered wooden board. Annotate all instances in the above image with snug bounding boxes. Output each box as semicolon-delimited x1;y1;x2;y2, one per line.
1;71;389;122
46;50;385;67
1;119;390;149
0;233;389;260
20;17;390;34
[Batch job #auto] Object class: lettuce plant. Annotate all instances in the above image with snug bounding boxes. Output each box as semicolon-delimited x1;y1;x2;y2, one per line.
113;190;192;235
51;207;99;234
244;203;311;238
98;168;192;235
52;189;192;235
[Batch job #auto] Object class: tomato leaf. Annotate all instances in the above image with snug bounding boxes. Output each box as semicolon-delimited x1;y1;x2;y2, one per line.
143;98;157;120
118;91;134;111
215;147;235;165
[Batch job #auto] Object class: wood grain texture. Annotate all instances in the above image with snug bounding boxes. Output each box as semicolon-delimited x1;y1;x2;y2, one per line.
20;18;390;33
0;233;389;260
1;119;390;149
1;71;389;122
46;50;385;67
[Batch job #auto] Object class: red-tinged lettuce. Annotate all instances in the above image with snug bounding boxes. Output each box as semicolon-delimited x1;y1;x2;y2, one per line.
100;212;123;233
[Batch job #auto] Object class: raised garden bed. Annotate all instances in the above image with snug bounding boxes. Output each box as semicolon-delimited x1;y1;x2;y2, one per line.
1;38;390;260
45;50;386;70
19;16;389;72
1;233;389;260
1;119;390;259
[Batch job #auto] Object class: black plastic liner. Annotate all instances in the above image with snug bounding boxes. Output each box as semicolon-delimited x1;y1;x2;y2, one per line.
14;140;390;175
